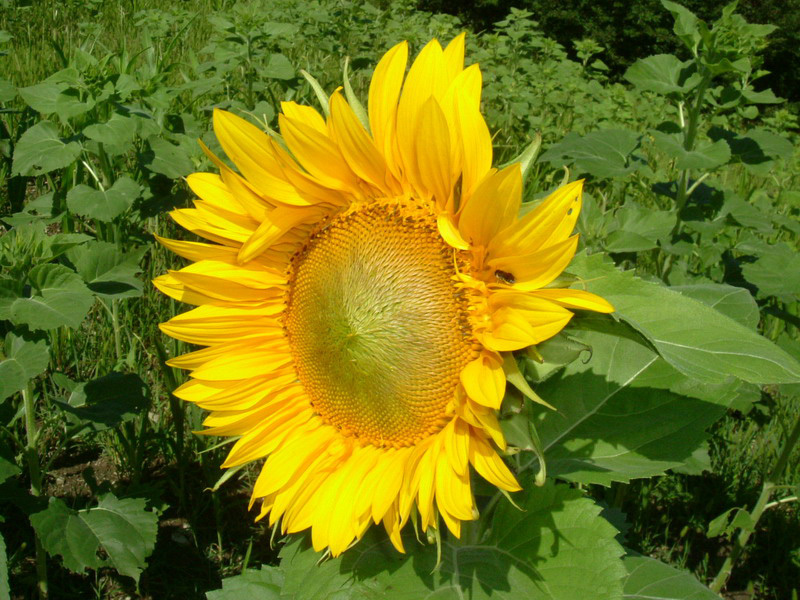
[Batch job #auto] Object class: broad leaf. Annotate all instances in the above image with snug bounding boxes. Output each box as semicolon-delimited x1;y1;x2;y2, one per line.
670;283;759;329
606;203;676;252
652;131;731;170
30;493;158;582
740;243;800;299
0;456;21;485
11;121;82;176
264;53;295;80
0;333;49;402
206;567;283;600
10;264;94;330
279;482;626;599
144;136;194;178
568;253;800;384
540;130;646;178
535;327;725;485
83;113;137;156
622;555;718;599
624;54;699;95
66;176;140;222
58;372;150;435
68;241;146;299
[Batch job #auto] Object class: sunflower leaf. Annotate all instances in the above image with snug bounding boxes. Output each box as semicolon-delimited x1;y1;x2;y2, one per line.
278;482;626;599
622;554;719;599
206;567;283;599
0;333;50;403
536;324;731;485
29;493;158;582
568;253;800;384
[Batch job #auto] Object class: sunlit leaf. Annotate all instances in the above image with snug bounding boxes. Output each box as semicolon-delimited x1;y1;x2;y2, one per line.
279;482;626;599
622;555;719;599
206;567;283;599
68;241;146;299
30;493;158;582
540;130;646;178
11;121;82;176
624;54;700;95
536;326;725;485
568;253;800;384
9;263;94;330
66;176;141;222
0;333;49;403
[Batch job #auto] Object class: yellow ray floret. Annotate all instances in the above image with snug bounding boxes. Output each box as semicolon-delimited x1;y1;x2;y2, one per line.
156;34;613;557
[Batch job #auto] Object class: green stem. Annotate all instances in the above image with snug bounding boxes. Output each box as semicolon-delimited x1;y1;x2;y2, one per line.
110;299;123;364
23;383;48;599
709;415;800;593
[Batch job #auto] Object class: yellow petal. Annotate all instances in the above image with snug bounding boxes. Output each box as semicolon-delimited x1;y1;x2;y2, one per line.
281;101;328;135
443;33;466;81
437;214;470;250
489;235;579;291
458;164;521;248
469;435;521;492
489;180;583;258
454;81;492;202
396;39;447;193
278;113;359;192
415;97;453;209
238;206;315;264
460;351;505;409
329;91;394;193
212;109;307;206
532;288;615;313
368;41;408;176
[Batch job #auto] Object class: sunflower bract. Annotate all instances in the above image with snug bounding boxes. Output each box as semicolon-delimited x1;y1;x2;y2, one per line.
155;33;614;557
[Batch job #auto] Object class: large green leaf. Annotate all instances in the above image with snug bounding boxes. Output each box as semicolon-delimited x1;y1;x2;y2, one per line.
11;121;82;176
740;243;800;299
264;53;295;80
68;241;146;299
279;482;626;599
30;493;158;582
83;113;137;156
9;263;94;330
144;136;194;178
606;203;676;253
670;283;759;329
66;176;141;222
535;327;725;485
540;130;646;178
651;131;731;170
624;54;700;95
206;568;283;600
57;372;150;435
568;253;800;384
622;555;718;599
0;333;49;402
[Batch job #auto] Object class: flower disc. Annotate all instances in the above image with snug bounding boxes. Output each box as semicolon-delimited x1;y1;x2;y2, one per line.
285;201;474;447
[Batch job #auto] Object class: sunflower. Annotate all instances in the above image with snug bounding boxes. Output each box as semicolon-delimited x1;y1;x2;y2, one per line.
155;34;613;557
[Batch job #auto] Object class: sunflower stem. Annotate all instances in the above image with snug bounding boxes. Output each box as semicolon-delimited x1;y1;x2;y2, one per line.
709;413;800;593
23;382;48;599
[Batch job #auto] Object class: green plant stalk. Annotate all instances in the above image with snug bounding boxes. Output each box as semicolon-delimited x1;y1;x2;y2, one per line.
111;299;123;364
23;382;48;599
709;414;800;593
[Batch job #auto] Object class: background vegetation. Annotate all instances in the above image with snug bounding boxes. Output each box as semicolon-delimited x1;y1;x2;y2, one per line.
0;0;797;598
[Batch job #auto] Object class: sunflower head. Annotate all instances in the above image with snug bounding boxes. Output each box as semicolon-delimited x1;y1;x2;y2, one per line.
155;33;613;557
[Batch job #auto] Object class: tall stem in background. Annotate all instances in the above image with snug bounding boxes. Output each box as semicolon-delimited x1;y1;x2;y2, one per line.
709;415;800;593
23;383;48;599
